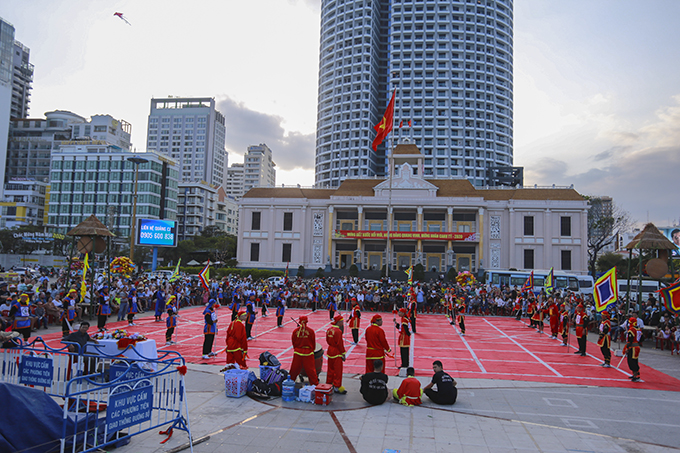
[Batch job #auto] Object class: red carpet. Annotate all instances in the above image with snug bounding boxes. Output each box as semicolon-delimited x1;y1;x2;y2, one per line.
34;306;680;392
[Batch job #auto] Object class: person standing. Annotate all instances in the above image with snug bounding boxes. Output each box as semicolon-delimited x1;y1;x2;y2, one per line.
348;299;361;344
407;295;417;334
289;316;319;385
456;301;466;336
360;360;389;405
395;308;411;369
229;288;242;322
226;311;248;369
61;289;78;337
597;310;612;367
392;367;422;406
245;295;256;340
623;317;641;382
548;298;560;339
423;360;457;405
202;299;219;359
275;299;285;328
127;287;139;326
165;295;178;345
96;287;111;332
154;286;166;322
559;304;570;346
574;304;589;356
327;294;337;321
325;315;347;394
365;314;391;373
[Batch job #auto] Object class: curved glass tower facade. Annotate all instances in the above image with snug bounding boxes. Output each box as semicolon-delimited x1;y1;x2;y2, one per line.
314;0;513;188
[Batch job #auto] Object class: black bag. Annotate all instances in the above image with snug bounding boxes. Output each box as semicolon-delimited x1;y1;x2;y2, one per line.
250;379;271;396
259;351;281;367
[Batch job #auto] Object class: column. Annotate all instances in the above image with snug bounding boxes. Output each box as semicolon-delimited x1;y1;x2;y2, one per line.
356;206;363;265
300;206;307;268
477;207;484;270
447;206;453;264
327;205;334;269
268;205;276;267
508;207;515;268
417;206;423;263
544;208;551;269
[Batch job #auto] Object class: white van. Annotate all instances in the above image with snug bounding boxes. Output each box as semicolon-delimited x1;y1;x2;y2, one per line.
267;276;285;286
617;279;660;301
577;275;594;295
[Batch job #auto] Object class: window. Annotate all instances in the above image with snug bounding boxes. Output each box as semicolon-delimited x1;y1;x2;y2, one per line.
250;243;260;262
251;212;261;230
561;250;572;271
523;216;534;236
282;244;292;262
524;249;534;269
283;212;293;231
560;216;571;237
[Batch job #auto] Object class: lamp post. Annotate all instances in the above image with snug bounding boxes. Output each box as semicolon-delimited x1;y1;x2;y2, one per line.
127;157;149;260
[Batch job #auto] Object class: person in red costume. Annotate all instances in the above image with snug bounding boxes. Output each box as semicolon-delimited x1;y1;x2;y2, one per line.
226;311;248;369
597;310;612;367
574;304;590;356
348;300;361;345
548;298;560;339
456;301;466;336
623;317;641;382
395;308;411;369
392;366;422;406
326;314;347;394
365;314;391;373
290;316;319;385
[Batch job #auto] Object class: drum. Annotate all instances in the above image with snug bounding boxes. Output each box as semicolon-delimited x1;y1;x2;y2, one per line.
300;342;324;378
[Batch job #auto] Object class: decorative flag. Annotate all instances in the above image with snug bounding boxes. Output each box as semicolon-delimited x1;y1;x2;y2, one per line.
594;267;618;312
657;279;680;314
371;89;396;151
544;267;554;295
284;262;289;284
521;271;534;293
199;261;210;292
406;265;414;286
80;253;89;301
399;120;403;128
408;120;412;127
170;258;181;282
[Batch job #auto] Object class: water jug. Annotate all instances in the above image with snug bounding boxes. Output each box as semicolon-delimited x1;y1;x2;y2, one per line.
282;377;295;402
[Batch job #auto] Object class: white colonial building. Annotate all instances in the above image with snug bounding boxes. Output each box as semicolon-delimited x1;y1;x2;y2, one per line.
238;144;589;275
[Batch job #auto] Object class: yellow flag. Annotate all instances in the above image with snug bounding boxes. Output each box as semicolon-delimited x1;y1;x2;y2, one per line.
80;254;89;300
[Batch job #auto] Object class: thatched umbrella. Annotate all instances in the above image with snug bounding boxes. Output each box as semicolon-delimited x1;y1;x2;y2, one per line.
65;215;116;319
623;223;676;313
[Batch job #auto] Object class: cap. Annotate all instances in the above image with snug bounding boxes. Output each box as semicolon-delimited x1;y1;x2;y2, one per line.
371;314;382;323
333;314;343;323
299;316;309;323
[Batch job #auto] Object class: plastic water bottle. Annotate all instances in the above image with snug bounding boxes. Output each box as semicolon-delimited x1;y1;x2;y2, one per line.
282;377;295;402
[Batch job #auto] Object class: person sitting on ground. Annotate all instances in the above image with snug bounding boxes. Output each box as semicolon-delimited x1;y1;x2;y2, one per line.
392;366;422;406
423;360;458;405
360;359;389;405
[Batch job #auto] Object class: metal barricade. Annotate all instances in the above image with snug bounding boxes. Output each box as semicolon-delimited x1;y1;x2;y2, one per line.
0;336;193;453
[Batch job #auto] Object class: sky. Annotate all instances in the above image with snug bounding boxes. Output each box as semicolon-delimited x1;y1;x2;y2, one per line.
3;0;680;227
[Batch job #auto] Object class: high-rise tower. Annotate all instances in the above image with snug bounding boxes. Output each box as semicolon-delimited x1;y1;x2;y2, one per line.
146;97;227;188
314;0;513;188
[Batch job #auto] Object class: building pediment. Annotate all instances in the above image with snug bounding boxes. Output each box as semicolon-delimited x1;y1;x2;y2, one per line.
373;163;439;197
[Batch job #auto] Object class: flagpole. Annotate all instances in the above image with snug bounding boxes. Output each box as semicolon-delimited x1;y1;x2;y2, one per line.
386;80;398;281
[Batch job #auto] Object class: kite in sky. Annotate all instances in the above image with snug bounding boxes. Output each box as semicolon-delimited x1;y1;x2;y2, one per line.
114;12;132;26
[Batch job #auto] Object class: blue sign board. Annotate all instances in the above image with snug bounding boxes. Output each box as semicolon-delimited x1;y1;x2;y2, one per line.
136;218;178;247
19;355;54;386
110;363;147;382
106;385;154;432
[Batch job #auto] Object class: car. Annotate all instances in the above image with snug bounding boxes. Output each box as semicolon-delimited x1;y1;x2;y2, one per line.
267;276;285;286
12;267;40;279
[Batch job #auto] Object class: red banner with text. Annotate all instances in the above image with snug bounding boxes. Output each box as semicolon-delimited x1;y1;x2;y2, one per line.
336;230;477;241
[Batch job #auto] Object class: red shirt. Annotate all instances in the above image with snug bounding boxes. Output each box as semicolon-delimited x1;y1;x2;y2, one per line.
397;317;410;347
226;319;247;353
349;305;361;329
326;325;345;358
292;324;316;356
365;323;390;359
396;377;422;406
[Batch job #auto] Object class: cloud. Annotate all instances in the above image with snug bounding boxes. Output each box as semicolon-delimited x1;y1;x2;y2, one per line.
216;97;315;171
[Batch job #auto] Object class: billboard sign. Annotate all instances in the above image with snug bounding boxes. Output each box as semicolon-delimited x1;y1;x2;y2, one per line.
136;219;178;247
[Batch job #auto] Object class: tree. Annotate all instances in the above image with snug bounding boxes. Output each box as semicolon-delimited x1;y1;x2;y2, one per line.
596;252;625;275
413;263;425;282
586;196;632;277
348;264;359;277
447;267;458;282
297;265;306;277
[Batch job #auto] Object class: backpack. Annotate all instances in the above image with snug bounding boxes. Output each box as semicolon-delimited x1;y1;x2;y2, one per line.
249;379;282;397
259;351;281;367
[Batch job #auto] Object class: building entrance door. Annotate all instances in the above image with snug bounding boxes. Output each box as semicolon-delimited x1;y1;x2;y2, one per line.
339;252;353;269
457;254;472;272
427;255;440;273
397;253;411;271
368;253;382;270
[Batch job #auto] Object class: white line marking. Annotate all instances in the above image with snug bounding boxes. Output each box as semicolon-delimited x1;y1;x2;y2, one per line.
483;318;562;377
452;320;486;373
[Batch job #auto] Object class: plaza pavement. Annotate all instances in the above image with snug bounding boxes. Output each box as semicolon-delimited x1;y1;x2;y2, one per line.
87;315;679;453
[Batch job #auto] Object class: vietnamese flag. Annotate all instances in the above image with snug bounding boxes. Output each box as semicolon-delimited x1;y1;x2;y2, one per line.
371;90;396;151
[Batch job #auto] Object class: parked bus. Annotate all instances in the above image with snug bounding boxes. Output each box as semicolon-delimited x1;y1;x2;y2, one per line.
576;275;595;296
484;269;581;294
617;279;660;302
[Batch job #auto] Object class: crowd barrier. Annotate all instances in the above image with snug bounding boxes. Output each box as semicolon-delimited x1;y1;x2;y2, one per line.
0;336;193;453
